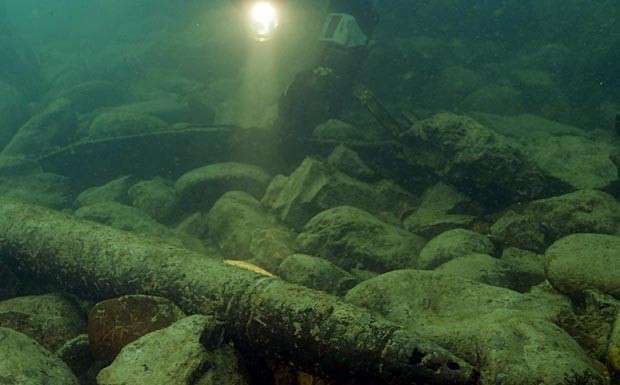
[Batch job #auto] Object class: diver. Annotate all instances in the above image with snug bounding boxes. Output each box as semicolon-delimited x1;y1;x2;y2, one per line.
240;0;379;138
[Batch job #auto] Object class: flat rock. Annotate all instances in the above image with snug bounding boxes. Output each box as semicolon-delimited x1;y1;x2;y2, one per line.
176;162;271;213
417;228;495;270
545;234;620;300
0;327;80;385
297;206;426;273
346;270;605;385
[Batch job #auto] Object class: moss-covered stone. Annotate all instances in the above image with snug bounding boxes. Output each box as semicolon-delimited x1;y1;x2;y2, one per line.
297;206;426;273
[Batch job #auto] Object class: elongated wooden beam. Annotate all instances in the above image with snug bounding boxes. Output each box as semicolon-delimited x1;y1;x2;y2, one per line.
0;199;476;384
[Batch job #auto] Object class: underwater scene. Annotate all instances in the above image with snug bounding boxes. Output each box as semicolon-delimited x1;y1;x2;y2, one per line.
1;0;620;384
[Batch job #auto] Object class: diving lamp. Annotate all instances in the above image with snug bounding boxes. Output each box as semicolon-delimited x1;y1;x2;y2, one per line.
247;1;280;42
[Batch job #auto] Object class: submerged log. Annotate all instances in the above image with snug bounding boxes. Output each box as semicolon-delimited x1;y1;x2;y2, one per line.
0;199;477;384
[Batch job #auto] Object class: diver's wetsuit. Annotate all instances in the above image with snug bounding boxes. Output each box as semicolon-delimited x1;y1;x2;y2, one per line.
276;0;379;137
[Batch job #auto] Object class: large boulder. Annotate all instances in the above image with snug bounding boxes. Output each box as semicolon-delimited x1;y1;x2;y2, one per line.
403;182;480;238
0;327;80;385
545;234;620;300
0;293;86;352
207;191;294;272
346;270;605;385
127;177;179;224
88;111;167;139
526;189;620;242
176;162;271;213
266;157;418;231
278;254;357;295
1;98;77;158
297;206;426;273
97;315;247;385
0;172;72;209
471;113;619;191
75;175;138;207
400;113;562;209
417;228;495;270
57;80;127;113
75;201;205;252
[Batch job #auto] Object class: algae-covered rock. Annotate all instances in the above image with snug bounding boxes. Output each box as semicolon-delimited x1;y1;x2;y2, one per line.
128;177;179;224
417;228;495;270
0;293;86;352
346;270;605;385
0;262;19;301
0;327;80;385
434;253;511;288
489;210;547;253
88;111;167;139
545;234;620;300
0;154;39;176
58;80;127;113
526;189;620;242
312;118;365;141
400;113;556;209
75;201;204;252
2;98;77;158
0;172;72;209
75;175;138;207
278;253;357;295
97;315;247;385
403;182;479;238
208;191;294;271
113;94;214;125
327;144;375;181
471;113;619;191
297;206;426;273
176;162;271;213
266;157;417;231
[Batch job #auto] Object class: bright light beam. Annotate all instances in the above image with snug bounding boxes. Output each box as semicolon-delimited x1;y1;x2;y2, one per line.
248;2;279;42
